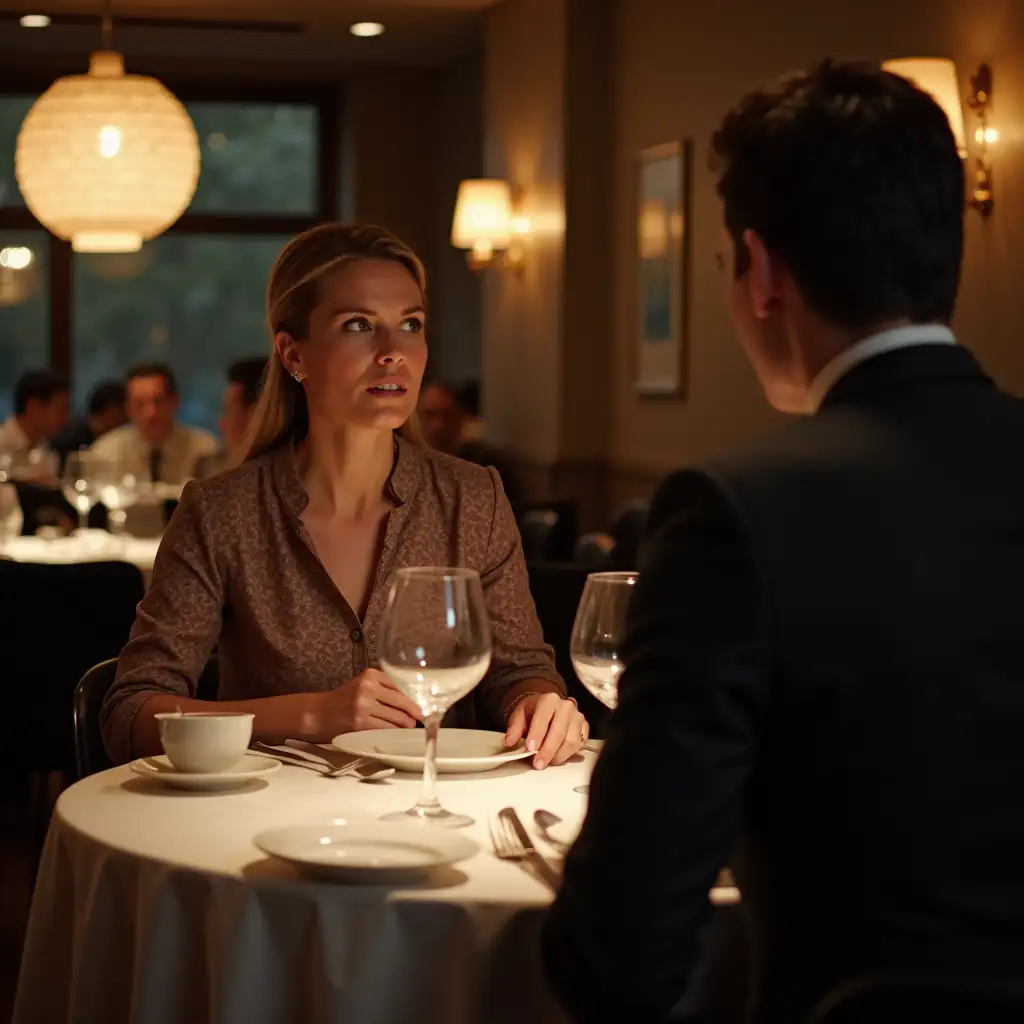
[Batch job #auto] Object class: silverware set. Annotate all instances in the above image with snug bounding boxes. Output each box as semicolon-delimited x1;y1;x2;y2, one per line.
489;806;564;891
251;742;395;782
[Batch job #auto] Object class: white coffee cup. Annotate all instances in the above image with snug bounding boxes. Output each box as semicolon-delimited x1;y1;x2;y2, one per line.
155;712;254;773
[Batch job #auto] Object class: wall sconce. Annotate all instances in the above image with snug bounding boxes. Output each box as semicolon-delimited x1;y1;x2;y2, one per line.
451;179;529;272
883;57;997;217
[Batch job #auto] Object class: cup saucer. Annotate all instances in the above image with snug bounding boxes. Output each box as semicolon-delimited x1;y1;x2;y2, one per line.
129;753;280;791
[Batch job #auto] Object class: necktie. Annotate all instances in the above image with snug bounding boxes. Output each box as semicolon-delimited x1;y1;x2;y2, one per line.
149;448;163;483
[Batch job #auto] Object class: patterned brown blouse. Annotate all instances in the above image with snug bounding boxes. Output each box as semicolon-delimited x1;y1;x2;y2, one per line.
100;437;565;763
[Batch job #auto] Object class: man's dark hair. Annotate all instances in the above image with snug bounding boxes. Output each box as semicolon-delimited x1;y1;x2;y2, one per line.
126;362;177;396
87;380;126;417
455;379;480;417
227;356;268;409
14;370;68;415
712;59;965;329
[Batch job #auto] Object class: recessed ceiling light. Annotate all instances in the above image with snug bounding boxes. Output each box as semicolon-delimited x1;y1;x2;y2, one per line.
349;21;385;38
20;14;52;28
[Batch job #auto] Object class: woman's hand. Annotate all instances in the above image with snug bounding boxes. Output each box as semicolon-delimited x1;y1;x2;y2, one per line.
306;669;422;740
505;693;589;769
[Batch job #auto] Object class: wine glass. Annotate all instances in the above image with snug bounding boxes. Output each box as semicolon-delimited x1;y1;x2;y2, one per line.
379;567;492;828
0;482;22;550
61;451;99;535
93;459;139;539
570;571;639;792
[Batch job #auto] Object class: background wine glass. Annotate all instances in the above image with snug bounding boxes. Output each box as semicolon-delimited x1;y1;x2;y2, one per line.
569;570;639;793
93;459;139;539
61;451;99;535
379;567;492;829
0;482;22;550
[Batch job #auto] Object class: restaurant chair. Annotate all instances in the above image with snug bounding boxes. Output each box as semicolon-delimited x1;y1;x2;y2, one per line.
519;509;561;562
608;498;650;570
74;656;220;778
574;531;616;569
515;498;579;561
526;560;609;735
0;558;145;871
809;972;1024;1024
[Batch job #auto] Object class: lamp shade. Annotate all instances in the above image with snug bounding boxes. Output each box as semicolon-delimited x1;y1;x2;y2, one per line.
451;179;513;255
15;51;200;253
882;58;967;157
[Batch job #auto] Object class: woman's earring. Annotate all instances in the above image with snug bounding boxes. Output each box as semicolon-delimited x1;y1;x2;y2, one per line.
291;370;305;383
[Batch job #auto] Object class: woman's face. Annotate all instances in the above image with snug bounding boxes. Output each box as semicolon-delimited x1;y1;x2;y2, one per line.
277;257;427;434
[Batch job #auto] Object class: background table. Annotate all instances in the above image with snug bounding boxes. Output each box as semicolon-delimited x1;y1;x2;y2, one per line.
3;532;160;584
14;751;743;1024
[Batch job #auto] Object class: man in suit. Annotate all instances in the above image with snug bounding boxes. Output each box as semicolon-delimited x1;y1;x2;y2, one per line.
543;61;1024;1022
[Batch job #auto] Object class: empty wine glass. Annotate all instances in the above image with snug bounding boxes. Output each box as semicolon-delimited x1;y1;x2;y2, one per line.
61;451;99;535
0;482;22;550
379;567;492;828
570;571;639;793
93;459;139;540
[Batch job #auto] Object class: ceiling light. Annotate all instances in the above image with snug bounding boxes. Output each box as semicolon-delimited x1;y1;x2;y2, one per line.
20;14;52;28
349;21;385;38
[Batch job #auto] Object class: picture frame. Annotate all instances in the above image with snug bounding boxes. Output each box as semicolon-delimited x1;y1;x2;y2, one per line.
633;139;691;398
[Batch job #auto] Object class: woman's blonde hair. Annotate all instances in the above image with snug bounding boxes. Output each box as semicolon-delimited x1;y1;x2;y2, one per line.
245;222;426;461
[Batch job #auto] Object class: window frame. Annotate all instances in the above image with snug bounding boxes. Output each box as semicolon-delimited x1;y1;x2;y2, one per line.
0;76;339;380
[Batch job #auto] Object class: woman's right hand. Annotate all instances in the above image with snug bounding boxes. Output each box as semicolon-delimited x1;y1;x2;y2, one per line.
306;669;422;740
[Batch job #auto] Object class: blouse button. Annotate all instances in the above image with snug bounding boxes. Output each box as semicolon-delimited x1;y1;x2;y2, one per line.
350;628;364;644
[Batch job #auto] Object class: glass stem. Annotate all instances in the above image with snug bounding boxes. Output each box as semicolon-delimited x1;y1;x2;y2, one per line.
77;508;88;533
109;509;126;536
416;713;443;814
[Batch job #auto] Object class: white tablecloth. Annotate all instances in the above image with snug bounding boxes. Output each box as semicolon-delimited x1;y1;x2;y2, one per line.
3;532;160;584
15;751;741;1024
15;753;591;1024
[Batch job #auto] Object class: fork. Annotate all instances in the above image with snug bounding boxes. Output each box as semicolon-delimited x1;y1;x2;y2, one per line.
252;745;393;780
489;810;561;892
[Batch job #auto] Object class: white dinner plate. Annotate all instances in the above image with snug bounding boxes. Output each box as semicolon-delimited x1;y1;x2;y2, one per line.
253;821;480;882
129;753;281;791
545;819;581;848
331;728;533;774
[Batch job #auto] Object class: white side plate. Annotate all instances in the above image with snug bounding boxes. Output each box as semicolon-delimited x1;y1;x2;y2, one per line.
129;753;280;791
331;728;533;774
254;821;479;882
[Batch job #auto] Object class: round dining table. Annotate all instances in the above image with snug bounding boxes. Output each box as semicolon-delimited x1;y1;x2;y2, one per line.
3;531;160;584
13;749;741;1024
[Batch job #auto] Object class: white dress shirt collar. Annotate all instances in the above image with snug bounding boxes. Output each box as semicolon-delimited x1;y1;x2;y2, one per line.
807;324;957;413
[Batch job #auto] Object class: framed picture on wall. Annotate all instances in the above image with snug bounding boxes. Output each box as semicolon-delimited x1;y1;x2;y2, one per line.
633;140;691;398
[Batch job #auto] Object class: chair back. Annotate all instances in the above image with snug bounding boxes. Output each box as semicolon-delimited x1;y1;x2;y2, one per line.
810;973;1024;1024
0;558;145;772
74;657;220;777
574;531;616;569
526;561;609;734
515;498;578;561
608;499;650;570
519;509;560;562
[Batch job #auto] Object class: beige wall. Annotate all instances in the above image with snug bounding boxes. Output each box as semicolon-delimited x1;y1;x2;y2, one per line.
608;0;1024;502
482;0;567;466
478;0;1024;520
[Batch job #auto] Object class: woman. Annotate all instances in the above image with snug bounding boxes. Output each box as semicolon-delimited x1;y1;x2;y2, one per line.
100;223;588;770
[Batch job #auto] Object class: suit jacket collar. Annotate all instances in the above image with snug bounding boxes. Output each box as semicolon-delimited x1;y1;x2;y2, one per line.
819;343;992;410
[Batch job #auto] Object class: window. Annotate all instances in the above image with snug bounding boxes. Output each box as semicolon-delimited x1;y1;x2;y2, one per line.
188;102;318;215
0;95;33;208
0;90;334;430
0;230;49;420
73;235;289;430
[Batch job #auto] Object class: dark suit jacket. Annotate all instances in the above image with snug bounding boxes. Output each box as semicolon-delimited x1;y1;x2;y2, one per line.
543;344;1024;1022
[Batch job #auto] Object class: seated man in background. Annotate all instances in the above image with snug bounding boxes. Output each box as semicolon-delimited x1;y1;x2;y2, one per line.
91;362;218;534
0;369;69;482
192;356;269;479
52;379;126;470
418;379;524;507
544;61;1024;1022
219;356;268;464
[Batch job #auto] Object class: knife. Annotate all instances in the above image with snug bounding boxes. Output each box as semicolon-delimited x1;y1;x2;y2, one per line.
498;806;562;892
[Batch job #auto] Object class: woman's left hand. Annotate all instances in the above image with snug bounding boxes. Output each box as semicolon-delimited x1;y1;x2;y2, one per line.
505;693;590;769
